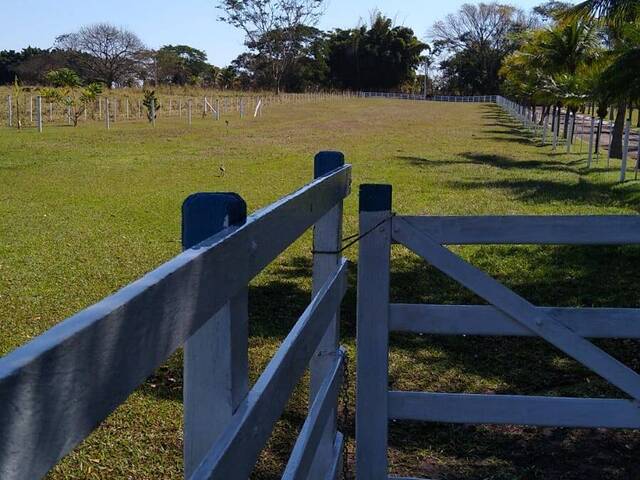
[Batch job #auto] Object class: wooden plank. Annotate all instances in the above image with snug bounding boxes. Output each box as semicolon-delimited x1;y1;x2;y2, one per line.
390;304;640;338
283;351;345;480
325;432;344;480
392;217;640;400
388;392;640;429
356;184;393;480
181;193;249;479
0;165;351;480
397;216;640;245
189;260;349;480
308;152;345;480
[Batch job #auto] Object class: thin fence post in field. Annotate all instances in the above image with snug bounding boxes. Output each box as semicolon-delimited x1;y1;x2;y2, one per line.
621;118;631;182
552;108;559;151
49;102;53;122
356;184;392;480
542;111;549;145
308;152;346;479
7;95;12;127
29;95;33;124
36;96;43;133
151;98;156;127
105;98;110;130
607;127;613;166
182;193;249;479
566;112;574;153
588;115;596;168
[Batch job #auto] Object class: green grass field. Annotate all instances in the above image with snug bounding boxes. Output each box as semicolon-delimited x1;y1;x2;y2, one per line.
1;99;640;479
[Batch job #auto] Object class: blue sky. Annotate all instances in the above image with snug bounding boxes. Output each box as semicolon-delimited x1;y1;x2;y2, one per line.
3;0;551;66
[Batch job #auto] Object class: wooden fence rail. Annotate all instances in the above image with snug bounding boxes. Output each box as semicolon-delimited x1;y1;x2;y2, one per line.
0;152;351;480
356;183;640;480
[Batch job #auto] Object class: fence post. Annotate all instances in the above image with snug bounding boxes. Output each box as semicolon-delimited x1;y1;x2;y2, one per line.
307;152;345;480
587;115;596;168
36;96;43;133
356;184;392;480
105;99;110;130
151;98;156;127
182;193;249;479
621;118;631;182
552;108;559;151
8;95;12;127
542;111;549;144
566;112;574;153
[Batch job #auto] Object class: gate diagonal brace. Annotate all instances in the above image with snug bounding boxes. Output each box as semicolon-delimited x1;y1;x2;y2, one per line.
392;216;640;401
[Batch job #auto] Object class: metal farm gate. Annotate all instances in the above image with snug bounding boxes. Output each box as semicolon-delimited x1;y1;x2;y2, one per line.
356;183;640;480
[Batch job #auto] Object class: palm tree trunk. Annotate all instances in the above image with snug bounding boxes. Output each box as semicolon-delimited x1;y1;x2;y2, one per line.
610;101;627;159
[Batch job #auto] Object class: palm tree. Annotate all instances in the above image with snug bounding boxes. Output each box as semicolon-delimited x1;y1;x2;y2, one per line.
568;0;640;157
534;21;600;138
570;0;639;26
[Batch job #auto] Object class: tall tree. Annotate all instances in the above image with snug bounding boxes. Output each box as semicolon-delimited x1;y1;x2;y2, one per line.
155;45;211;85
55;23;145;88
430;2;536;95
232;26;327;91
216;0;325;93
326;14;427;91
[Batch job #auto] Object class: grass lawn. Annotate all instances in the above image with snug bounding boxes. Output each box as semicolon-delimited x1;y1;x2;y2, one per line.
1;99;640;479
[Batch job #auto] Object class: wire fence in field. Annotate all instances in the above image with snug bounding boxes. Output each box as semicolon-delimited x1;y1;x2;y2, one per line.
1;88;505;133
0;90;362;131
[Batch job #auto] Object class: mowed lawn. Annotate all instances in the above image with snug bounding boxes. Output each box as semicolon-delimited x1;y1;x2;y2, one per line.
1;99;640;479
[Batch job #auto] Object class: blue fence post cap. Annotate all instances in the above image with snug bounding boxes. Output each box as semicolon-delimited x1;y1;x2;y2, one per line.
359;184;392;212
314;151;345;178
182;193;247;250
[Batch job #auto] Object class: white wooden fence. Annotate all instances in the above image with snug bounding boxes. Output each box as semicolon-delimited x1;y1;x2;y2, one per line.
0;152;352;480
496;96;640;182
356;183;640;480
359;92;497;103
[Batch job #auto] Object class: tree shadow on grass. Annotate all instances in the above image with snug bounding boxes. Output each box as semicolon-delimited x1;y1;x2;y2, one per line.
398;153;580;175
389;421;640;480
447;176;640;212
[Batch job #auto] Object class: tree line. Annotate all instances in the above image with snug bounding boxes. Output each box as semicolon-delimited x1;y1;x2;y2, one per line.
1;3;427;94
